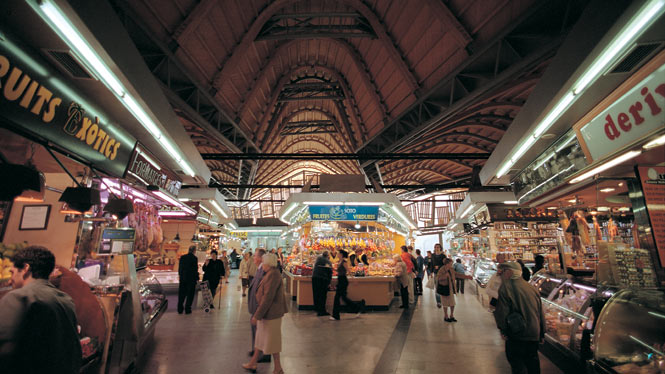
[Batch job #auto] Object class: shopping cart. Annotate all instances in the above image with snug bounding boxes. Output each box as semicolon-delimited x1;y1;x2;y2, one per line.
199;280;215;313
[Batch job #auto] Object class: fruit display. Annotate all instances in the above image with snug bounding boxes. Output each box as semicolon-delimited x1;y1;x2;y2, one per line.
0;242;27;282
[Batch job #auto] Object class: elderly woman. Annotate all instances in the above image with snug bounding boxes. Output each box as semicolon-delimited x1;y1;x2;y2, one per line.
437;258;458;322
243;253;287;374
393;254;409;309
239;252;252;296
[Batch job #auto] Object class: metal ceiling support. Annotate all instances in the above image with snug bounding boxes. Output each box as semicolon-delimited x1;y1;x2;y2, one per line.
111;0;259;200
170;0;217;43
202;153;491;160
265;104;355;153
276;81;345;102
256;158;358;185
208;182;479;190
236;46;388;133
209;0;419;100
423;0;473;49
245;60;380;149
280;120;337;136
358;0;587;182
256;12;377;40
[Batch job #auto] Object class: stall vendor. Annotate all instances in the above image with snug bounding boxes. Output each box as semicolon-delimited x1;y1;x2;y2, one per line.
349;247;369;267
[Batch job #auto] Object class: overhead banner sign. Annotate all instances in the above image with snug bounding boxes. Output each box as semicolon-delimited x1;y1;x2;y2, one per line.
0;30;136;177
485;204;558;222
126;145;182;196
309;205;378;221
637;166;665;268
579;63;665;162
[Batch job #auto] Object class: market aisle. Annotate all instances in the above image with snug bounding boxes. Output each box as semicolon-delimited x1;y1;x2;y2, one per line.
141;274;562;374
397;282;562;374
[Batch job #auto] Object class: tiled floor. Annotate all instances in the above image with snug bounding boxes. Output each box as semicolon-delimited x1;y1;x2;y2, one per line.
140;273;562;374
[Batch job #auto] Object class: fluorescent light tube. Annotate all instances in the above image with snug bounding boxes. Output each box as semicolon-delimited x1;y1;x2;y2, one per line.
569;150;641;184
496;0;665;179
461;204;475;218
643;134;665;149
138;149;161;170
534;92;576;137
352;202;384;206
503;201;518;205
573;0;665;95
391;206;416;229
210;200;229;218
279;203;297;219
40;1;125;97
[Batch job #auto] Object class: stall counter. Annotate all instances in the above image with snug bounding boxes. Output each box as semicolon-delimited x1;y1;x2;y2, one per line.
285;271;396;310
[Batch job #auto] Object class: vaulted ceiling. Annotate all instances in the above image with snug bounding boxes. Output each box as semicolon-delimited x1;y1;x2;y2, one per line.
111;0;589;199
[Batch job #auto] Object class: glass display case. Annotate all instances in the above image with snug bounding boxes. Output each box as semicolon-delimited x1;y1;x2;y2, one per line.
531;272;565;298
137;268;167;327
543;279;596;351
593;289;665;374
473;258;497;287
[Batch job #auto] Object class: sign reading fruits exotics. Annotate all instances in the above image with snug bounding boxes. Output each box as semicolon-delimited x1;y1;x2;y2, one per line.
0;30;136;177
308;205;378;221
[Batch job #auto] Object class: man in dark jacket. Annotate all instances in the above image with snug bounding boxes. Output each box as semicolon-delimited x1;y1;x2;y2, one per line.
178;245;200;314
202;250;225;308
493;261;545;374
311;251;333;316
0;246;81;374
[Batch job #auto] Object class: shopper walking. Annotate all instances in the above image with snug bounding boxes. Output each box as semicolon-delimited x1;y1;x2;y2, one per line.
247;249;271;363
221;250;231;283
431;244;446;308
393;255;409;309
0;246;82;373
415;249;425;296
517;259;532;282
178;245;199;314
453;258;466;294
311;251;333;316
437;258;457;322
202;250;225;306
425;251;433;278
239;252;252;296
400;246;415;304
493;262;545;374
331;250;366;320
243;253;288;374
248;251;257;284
533;255;546;275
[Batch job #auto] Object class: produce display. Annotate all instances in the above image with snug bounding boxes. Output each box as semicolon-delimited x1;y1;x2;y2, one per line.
0;242;26;283
285;232;398;277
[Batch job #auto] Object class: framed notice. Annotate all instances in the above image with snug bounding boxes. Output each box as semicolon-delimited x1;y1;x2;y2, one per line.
19;204;51;230
637;166;665;267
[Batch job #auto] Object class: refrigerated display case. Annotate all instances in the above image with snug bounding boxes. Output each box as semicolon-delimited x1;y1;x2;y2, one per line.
473;258;497;287
529;273;620;372
137;268;167;328
593;289;665;374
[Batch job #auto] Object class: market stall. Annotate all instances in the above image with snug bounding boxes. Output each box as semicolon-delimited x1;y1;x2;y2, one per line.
279;192;417;310
504;48;665;374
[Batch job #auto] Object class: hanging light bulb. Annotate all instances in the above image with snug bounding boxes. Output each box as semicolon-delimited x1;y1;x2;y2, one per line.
355;221;361;229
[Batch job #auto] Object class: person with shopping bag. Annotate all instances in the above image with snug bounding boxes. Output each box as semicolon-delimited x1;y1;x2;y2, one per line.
436;258;457;322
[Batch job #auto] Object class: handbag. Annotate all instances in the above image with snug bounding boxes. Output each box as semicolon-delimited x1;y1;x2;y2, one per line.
425;276;435;289
436;284;450;296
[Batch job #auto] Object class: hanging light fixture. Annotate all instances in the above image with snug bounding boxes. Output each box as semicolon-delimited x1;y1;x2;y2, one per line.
354;221;361;229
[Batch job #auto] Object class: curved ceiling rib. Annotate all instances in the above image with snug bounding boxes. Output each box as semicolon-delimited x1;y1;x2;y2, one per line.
254;68;365;151
209;0;419;99
237;40;386;135
257;158;354;185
